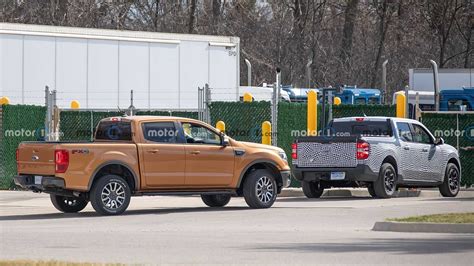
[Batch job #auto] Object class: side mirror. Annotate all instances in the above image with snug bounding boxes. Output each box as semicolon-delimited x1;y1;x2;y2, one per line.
220;132;230;146
435;137;444;145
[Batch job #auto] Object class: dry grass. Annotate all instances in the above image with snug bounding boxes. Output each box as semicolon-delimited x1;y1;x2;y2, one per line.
388;212;474;224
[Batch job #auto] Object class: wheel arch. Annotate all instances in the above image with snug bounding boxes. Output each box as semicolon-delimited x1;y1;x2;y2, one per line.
87;161;139;192
381;155;398;175
446;157;462;182
236;160;283;195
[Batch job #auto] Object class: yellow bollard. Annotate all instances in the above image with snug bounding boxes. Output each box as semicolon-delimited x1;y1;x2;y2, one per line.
307;90;318;136
0;96;10;105
396;93;406;118
262;121;272;145
70;100;80;109
243;92;253;102
334;96;342;106
216;121;226;133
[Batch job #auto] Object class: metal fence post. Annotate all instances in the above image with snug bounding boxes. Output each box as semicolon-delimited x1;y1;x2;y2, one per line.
198;86;203;121
44;86;52;141
272;69;281;146
205;83;211;124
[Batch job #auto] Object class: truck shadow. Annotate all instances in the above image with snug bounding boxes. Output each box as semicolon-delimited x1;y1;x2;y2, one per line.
0;206;250;221
247;237;474;255
277;196;374;202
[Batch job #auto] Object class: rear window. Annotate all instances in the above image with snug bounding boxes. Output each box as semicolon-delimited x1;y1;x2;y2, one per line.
95;121;132;141
330;120;392;137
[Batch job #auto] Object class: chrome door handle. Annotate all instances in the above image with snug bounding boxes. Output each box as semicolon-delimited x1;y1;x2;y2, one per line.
147;149;160;154
403;146;410;150
190;150;201;155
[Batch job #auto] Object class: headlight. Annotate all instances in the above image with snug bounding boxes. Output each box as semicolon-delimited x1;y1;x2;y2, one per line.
279;151;288;161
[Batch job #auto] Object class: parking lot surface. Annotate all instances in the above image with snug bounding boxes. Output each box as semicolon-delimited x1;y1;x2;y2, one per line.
1;191;473;265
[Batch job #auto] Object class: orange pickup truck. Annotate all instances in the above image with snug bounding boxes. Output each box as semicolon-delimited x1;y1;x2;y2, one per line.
15;116;291;215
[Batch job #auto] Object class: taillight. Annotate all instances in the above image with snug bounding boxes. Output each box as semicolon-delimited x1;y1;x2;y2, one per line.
291;143;298;159
355;117;364;122
55;149;69;173
356;140;370;160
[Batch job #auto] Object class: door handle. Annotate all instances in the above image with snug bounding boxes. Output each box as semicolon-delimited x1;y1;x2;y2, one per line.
403;146;410;150
147;149;160;154
422;148;429;152
190;150;201;155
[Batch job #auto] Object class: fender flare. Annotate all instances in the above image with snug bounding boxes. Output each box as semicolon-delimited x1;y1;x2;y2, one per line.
87;160;140;191
445;155;462;182
236;159;281;187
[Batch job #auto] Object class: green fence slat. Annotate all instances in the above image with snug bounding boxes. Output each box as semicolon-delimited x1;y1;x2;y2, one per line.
1;104;46;189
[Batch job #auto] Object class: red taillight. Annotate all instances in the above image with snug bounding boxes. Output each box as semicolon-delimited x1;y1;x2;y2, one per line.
55;149;69;173
356;140;370;160
291;143;298;159
355;117;364;122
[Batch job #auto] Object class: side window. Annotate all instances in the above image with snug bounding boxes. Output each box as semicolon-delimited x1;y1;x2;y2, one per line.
396;122;413;142
142;122;177;143
182;122;221;145
411;124;433;144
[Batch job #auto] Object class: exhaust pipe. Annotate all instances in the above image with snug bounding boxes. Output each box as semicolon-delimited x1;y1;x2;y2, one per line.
430;60;440;111
306;60;313;88
245;59;252;86
382;60;388;104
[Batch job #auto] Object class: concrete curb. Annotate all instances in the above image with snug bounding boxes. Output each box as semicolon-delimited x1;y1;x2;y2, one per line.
372;221;474;234
280;188;474;198
279;188;422;198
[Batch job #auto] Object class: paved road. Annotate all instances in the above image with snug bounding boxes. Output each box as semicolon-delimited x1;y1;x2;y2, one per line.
1;191;473;265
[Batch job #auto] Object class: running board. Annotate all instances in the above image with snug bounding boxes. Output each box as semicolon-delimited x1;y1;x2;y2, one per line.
133;190;237;197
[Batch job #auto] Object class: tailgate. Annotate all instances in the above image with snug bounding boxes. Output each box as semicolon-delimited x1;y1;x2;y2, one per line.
17;142;57;175
296;136;358;168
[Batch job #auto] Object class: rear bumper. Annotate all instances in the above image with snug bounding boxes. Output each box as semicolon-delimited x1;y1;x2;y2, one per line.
14;175;65;191
292;165;378;183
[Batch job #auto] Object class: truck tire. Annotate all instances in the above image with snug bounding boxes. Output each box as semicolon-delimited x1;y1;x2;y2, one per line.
201;194;231;207
90;175;131;216
367;185;377;198
50;194;88;213
243;169;277;208
373;163;397;198
301;181;324;198
439;163;460;197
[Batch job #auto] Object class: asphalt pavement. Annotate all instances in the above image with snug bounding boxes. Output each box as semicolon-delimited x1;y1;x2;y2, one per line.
0;191;473;265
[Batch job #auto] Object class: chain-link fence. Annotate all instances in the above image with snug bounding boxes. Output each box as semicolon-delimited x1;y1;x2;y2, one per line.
333;104;396;119
0;104;46;189
1;102;471;189
209;101;271;143
421;112;474;186
60;109;199;142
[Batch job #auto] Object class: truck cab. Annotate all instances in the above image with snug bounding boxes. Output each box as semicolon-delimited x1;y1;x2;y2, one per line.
439;87;474;111
335;87;381;105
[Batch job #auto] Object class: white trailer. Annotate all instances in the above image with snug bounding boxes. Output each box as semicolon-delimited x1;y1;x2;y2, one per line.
0;23;240;109
409;68;473;92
